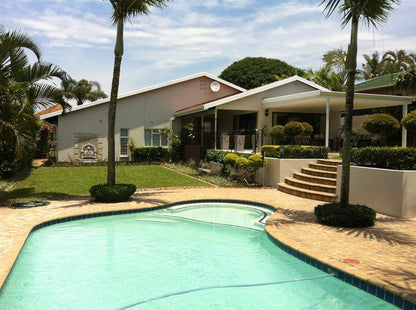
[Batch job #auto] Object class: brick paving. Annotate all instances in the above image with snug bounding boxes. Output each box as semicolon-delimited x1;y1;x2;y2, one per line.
0;187;415;303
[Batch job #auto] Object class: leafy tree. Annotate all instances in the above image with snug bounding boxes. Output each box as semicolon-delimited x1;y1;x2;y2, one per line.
219;57;304;89
322;47;347;71
283;121;304;144
269;125;285;144
401;110;416;145
359;51;385;79
361;113;400;145
394;66;416;95
62;79;107;106
106;0;170;185
301;122;313;137
321;0;399;208
383;49;414;73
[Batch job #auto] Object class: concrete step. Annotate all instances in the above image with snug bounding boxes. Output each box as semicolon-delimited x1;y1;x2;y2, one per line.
294;172;337;186
301;167;337;179
285;177;336;193
278;183;337;202
317;159;342;166
309;163;337;172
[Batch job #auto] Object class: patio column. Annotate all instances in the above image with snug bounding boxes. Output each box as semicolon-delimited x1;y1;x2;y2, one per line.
201;114;204;146
214;107;218;150
402;102;408;147
325;98;330;148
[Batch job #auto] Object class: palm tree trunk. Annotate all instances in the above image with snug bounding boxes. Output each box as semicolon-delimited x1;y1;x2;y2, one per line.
107;20;124;186
340;15;359;208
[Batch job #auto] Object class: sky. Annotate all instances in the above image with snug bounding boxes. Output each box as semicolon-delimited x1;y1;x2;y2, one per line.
1;0;415;96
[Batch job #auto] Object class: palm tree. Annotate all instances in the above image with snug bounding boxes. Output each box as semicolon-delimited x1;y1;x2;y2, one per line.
382;49;414;73
306;64;346;91
321;0;399;208
394;66;416;96
62;78;107;106
359;51;385;79
322;47;347;71
106;0;170;185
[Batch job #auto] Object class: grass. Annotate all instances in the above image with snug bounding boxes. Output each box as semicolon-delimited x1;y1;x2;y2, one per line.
3;165;210;201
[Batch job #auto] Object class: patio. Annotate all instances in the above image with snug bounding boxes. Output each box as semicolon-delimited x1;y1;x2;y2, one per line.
0;187;415;306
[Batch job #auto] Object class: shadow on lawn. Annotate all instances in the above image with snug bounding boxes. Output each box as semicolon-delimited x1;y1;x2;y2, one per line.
2;187;83;203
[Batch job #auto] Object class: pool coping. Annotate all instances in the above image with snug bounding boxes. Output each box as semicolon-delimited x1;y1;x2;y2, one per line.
1;198;415;310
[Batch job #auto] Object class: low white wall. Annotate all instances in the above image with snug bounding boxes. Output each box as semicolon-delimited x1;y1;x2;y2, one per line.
336;166;416;218
257;158;317;187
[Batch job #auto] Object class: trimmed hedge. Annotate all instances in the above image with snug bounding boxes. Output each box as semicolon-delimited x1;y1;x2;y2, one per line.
314;203;376;227
261;145;328;159
351;147;416;170
90;184;137;202
132;147;168;163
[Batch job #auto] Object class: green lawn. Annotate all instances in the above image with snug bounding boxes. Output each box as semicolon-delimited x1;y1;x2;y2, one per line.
4;165;210;201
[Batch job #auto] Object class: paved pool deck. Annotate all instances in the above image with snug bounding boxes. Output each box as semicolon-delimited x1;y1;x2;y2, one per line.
0;187;415;304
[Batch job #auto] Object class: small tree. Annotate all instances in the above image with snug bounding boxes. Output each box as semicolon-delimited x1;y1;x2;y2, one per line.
269;125;285;144
284;122;304;144
361;113;400;145
301;122;313;137
402;110;416;145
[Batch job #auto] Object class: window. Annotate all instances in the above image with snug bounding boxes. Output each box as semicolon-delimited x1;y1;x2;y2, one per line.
145;129;168;147
120;129;129;156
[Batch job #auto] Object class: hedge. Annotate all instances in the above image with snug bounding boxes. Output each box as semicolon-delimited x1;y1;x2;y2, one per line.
261;145;328;159
132;147;168;163
351;147;416;170
314;203;376;227
90;184;137;202
205;149;249;163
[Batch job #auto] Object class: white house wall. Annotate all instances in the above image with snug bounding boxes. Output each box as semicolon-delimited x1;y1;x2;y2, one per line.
56;77;240;162
263;81;317;98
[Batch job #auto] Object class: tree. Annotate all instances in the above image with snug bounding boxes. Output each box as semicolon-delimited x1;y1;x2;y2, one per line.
383;49;414;73
394;66;416;96
321;0;399;208
219;57;304;90
306;64;346;91
323;47;347;71
269;125;285;144
1;30;68;177
401;110;416;145
62;79;107;106
361;113;400;145
359;51;385;79
106;0;169;185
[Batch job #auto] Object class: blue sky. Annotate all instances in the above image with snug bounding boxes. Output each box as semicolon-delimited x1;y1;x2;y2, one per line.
1;0;415;95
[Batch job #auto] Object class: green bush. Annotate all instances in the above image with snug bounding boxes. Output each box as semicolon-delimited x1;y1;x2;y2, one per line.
89;184;137;202
205;149;229;163
236;156;249;168
284;121;304;142
248;154;264;172
169;137;182;162
361;113;400;142
351;147;416;170
301;122;313;136
401;110;416;133
314;203;376;227
269;125;285;144
223;153;240;167
132;147;168;163
261;145;328;159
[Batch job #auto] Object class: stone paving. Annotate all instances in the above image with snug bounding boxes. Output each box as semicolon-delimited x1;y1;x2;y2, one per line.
0;187;415;304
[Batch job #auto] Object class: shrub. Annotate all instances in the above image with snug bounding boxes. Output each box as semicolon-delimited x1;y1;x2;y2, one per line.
261;145;281;158
401;110;416;133
132;147;168;163
284;121;304;142
169;136;182;162
236;156;249;168
361;113;400;144
351;147;416;170
301;122;313;137
248;154;264;172
205;149;229;163
223;153;240;167
269;125;285;144
90;184;137;202
314;203;376;227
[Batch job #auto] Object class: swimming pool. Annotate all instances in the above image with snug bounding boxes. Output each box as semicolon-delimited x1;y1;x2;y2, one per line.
0;202;399;309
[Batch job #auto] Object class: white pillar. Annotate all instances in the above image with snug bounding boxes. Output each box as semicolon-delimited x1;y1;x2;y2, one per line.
214;108;218;150
325;98;330;148
402;102;408;147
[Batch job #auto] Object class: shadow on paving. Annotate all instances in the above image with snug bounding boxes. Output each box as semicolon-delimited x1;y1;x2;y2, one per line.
267;207;416;246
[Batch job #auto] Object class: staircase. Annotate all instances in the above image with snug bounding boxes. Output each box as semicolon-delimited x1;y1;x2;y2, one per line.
277;159;341;202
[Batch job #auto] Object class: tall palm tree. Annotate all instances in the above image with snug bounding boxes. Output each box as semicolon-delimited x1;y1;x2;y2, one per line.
359;51;385;79
62;78;107;106
382;49;414;73
106;0;170;185
321;0;399;208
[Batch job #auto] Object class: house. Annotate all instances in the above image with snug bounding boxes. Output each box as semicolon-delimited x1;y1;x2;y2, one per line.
40;73;413;162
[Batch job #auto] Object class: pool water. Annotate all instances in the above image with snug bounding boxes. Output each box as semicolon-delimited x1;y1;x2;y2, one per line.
0;203;398;309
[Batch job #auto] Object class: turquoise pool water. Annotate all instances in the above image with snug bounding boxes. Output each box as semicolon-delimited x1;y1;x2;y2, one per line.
0;203;398;309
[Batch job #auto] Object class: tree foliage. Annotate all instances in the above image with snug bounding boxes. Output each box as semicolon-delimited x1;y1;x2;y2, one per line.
219;57;304;89
62;79;107;106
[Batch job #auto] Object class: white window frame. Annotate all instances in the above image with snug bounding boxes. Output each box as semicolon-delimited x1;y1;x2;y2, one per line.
145;129;168;147
120;128;129;156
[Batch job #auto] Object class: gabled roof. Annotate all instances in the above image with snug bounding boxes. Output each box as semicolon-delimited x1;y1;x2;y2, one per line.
35;104;63;117
174;75;330;116
40;72;245;120
354;73;400;91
